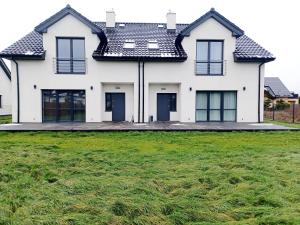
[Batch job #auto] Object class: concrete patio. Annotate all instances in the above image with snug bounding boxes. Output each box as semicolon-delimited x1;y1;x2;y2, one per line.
0;122;297;131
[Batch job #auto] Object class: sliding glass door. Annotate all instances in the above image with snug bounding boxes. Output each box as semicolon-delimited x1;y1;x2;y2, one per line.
196;91;237;122
43;90;85;122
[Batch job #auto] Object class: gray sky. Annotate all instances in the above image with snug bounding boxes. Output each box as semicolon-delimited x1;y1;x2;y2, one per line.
0;0;299;93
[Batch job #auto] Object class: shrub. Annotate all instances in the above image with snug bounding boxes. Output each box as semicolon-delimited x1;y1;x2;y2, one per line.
275;100;290;110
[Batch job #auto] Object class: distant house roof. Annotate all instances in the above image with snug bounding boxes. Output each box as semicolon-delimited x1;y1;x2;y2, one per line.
0;58;11;80
264;77;292;98
0;5;275;62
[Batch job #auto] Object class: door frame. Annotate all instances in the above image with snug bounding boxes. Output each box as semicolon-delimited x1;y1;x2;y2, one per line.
156;93;177;121
105;92;126;122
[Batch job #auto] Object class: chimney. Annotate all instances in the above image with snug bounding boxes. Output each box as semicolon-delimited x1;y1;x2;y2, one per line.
106;9;116;28
167;10;176;31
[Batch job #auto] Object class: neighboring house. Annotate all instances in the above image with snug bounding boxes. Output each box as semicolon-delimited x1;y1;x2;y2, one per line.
0;58;11;115
264;77;299;105
0;5;275;123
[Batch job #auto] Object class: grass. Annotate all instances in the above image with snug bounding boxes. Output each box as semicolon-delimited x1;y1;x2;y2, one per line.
264;119;300;128
0;115;12;124
0;131;299;225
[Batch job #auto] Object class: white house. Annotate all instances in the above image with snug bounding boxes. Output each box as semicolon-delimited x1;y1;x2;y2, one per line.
0;5;275;123
0;58;11;115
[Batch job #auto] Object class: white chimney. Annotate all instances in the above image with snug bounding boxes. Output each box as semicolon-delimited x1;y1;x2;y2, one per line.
167;10;176;31
106;9;116;28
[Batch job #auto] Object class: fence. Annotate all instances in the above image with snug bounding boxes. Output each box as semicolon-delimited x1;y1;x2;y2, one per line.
264;104;300;123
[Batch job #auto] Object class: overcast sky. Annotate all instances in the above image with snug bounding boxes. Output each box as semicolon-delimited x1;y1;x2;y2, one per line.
0;0;299;93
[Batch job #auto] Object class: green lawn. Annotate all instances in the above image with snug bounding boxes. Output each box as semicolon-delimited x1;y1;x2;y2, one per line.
264;119;300;129
0;132;299;225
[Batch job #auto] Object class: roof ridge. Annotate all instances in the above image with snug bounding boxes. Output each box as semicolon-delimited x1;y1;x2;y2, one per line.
94;21;189;25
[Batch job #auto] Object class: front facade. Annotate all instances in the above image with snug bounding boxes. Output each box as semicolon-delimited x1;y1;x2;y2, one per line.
0;5;275;123
0;58;11;115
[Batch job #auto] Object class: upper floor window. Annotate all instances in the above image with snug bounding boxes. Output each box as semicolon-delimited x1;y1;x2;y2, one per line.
196;40;223;75
56;38;86;74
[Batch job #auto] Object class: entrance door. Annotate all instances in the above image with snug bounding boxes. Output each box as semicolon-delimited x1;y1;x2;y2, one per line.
157;93;176;121
111;93;125;122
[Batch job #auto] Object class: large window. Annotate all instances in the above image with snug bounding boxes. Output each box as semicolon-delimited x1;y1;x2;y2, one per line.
196;40;223;75
196;91;236;122
43;90;85;122
56;38;85;74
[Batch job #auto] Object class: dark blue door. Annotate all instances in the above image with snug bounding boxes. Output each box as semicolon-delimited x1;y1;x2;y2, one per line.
157;94;170;121
112;93;125;122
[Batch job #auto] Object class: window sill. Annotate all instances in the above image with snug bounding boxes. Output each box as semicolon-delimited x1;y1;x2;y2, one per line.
195;74;224;76
55;73;86;75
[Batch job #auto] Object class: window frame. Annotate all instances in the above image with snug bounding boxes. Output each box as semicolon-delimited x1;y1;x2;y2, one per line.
56;37;86;75
42;90;86;122
0;95;2;108
195;91;237;122
195;40;224;76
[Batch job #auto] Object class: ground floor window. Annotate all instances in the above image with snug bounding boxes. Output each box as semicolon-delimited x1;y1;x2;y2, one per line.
196;91;237;122
42;90;85;122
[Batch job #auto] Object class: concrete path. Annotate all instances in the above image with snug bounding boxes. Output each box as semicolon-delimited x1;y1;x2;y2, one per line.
0;122;297;131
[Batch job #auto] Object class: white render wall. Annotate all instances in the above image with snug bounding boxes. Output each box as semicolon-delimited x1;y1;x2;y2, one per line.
0;69;11;115
10;14;264;123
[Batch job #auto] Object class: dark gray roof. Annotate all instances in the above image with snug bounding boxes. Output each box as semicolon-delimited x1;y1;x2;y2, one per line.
264;77;292;97
0;58;11;80
93;22;188;61
235;35;275;62
0;5;275;62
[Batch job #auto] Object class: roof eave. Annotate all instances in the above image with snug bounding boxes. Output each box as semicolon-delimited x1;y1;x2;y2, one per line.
0;52;46;60
92;55;187;62
234;56;276;63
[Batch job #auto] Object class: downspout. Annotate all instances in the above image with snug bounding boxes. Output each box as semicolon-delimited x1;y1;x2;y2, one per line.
138;58;141;123
12;59;20;123
258;62;265;123
142;60;145;123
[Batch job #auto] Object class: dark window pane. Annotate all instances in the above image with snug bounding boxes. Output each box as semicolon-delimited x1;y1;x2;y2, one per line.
210;42;222;61
74;110;85;122
44;109;56;122
170;94;177;111
57;39;71;59
73;60;86;73
224;109;236;121
106;93;112;111
196;62;208;74
72;39;85;59
209;63;222;75
196;109;207;121
57;60;71;73
58;109;72;122
196;41;208;61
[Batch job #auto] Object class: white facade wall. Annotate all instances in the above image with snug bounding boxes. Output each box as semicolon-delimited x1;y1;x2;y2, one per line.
0;69;11;115
10;14;264;123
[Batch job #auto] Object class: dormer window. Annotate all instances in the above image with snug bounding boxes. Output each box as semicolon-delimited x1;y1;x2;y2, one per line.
148;40;159;49
123;40;135;49
196;40;223;75
56;37;86;74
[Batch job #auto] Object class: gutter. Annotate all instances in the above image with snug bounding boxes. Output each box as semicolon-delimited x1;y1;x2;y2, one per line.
12;59;20;123
258;62;265;123
138;58;140;123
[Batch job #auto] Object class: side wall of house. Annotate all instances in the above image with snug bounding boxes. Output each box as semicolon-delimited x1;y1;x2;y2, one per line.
0;69;11;115
10;15;262;123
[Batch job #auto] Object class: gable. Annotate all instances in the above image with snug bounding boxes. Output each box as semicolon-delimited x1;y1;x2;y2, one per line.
35;4;104;36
